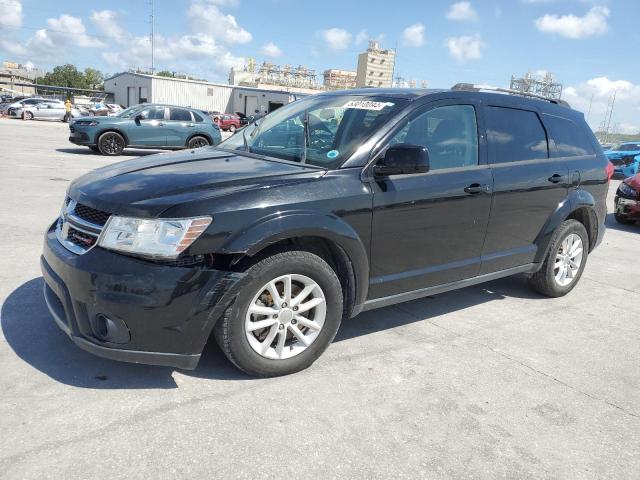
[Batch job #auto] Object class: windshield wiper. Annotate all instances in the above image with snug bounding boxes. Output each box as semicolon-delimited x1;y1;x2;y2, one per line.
300;110;310;164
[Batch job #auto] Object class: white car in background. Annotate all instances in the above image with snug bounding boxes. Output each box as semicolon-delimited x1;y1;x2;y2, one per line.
20;100;83;121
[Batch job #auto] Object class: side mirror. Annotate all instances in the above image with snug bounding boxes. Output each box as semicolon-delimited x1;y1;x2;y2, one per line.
374;144;430;177
134;114;144;124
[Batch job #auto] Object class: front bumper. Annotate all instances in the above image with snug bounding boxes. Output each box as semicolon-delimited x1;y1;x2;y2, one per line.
612;163;639;178
615;196;640;219
41;225;245;369
68;128;92;145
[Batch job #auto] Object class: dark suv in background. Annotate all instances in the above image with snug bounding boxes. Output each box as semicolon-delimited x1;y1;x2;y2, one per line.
42;85;610;377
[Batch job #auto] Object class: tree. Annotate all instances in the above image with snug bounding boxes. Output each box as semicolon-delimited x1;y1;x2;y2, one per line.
40;64;105;90
83;68;104;90
156;70;175;78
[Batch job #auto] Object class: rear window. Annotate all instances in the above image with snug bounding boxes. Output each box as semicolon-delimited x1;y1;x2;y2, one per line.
486;106;548;163
543;115;595;157
169;108;192;121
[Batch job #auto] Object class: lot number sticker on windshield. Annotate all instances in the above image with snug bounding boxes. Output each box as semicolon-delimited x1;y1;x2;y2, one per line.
342;100;394;111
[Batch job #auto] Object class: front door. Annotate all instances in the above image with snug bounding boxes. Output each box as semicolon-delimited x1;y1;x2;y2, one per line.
369;102;493;299
126;105;166;146
480;105;569;273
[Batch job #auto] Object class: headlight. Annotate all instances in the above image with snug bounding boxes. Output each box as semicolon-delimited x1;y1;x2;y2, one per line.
98;216;212;259
74;120;99;126
618;182;638;198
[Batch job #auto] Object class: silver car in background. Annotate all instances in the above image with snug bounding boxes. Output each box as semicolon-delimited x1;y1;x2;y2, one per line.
20;100;83;121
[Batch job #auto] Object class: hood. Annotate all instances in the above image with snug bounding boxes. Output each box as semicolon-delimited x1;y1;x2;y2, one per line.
626;173;640;190
68;148;324;217
605;150;640;158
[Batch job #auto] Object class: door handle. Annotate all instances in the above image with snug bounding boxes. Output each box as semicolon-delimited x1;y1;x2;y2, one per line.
548;173;565;184
464;183;490;194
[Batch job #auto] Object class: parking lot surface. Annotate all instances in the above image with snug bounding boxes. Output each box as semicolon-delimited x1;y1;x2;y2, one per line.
0;118;639;479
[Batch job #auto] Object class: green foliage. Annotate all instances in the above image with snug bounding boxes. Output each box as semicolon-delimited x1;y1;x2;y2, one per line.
40;64;104;90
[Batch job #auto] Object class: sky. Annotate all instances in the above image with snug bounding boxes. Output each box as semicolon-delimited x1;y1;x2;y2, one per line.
0;0;639;133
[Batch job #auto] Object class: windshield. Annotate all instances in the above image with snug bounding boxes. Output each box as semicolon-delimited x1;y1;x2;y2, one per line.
116;105;146;118
219;94;409;168
613;143;640;151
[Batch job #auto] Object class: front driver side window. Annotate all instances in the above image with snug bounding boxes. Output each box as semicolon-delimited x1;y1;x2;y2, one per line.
390;105;479;170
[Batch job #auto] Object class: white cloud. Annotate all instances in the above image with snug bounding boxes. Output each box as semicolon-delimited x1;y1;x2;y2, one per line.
617;123;639;135
321;28;352;50
187;1;252;44
90;10;127;44
48;14;104;48
0;0;22;29
563;77;640;131
355;29;369;45
446;34;483;61
260;41;282;57
446;2;478;21
535;6;609;39
402;23;425;47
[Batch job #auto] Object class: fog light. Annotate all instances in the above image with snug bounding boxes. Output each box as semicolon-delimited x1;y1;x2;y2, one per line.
93;314;130;344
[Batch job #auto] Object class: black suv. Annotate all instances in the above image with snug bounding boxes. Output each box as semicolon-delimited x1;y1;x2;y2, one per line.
41;86;610;377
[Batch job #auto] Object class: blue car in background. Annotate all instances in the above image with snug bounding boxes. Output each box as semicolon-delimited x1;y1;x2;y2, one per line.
604;142;640;178
69;104;222;156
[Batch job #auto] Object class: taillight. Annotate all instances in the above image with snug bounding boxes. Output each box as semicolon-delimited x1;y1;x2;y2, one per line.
606;161;614;181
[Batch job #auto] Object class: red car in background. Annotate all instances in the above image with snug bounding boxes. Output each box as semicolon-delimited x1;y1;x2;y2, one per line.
213;113;241;132
614;172;640;225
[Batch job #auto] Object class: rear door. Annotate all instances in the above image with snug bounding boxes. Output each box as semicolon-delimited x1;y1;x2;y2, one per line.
369;100;493;299
480;105;569;273
165;107;195;146
126;105;166;146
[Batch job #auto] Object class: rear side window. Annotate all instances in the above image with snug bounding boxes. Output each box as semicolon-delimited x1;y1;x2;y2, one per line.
192;112;204;122
543;115;595;157
169;108;192;121
486;106;548;163
390;105;479;170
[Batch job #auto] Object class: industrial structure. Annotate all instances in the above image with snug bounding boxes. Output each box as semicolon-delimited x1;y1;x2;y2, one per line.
356;41;396;88
229;58;323;94
0;61;46;95
104;72;306;115
509;71;563;100
323;69;357;90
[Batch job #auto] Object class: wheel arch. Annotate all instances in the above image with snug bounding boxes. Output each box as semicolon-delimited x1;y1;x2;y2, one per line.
534;189;599;264
217;213;369;318
185;132;213;147
96;128;129;146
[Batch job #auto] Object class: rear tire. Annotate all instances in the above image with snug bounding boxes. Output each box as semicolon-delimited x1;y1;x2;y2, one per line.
214;250;343;377
228;124;236;133
187;135;210;149
98;131;125;156
528;219;589;297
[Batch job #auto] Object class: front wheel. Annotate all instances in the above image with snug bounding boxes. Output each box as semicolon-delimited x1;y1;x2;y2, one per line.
97;131;125;156
22;111;33;120
214;250;343;377
228;124;236;133
528;219;589;297
187;135;210;149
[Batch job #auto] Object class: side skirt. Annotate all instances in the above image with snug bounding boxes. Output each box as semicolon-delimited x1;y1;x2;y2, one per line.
357;263;538;314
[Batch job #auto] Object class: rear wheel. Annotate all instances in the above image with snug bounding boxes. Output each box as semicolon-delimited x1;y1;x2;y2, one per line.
214;250;343;377
228;124;236;133
98;131;125;156
187;135;210;149
528;219;589;297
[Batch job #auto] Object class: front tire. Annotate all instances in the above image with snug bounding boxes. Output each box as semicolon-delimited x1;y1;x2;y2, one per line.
528;219;589;297
98;131;125;156
228;124;236;133
187;135;210;149
214;250;343;377
22;111;33;120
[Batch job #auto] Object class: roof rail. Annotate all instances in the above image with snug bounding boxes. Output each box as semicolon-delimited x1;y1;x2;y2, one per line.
451;83;571;108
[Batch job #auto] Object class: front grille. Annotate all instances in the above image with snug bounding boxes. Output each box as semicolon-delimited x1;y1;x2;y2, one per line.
66;226;98;249
74;203;110;226
56;198;111;255
609;158;624;166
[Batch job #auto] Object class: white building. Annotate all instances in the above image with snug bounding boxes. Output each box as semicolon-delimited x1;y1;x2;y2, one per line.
104;72;306;114
356;41;396;89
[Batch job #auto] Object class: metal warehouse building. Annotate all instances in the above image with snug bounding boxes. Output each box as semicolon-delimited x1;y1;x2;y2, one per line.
104;72;306;115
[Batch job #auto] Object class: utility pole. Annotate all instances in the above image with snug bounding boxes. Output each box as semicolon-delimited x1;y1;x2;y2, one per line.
149;0;155;75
